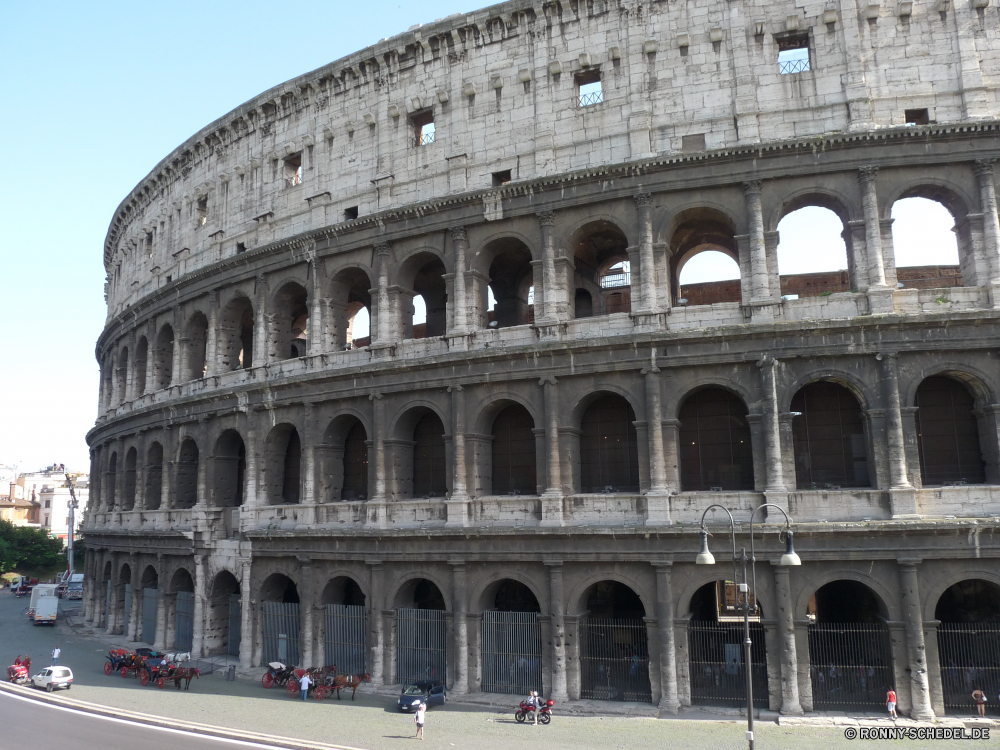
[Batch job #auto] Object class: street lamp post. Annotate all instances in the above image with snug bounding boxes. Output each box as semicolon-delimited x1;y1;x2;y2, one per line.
694;503;801;750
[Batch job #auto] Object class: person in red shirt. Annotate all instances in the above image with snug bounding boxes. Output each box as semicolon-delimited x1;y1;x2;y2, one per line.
972;687;987;717
886;687;897;719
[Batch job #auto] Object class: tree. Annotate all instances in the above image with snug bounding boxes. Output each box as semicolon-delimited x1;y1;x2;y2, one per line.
0;520;65;575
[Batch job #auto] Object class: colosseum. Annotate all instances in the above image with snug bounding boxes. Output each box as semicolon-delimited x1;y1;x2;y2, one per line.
83;0;1000;720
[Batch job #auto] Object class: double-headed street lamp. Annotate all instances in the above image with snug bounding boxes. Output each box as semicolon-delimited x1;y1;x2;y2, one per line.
695;503;801;750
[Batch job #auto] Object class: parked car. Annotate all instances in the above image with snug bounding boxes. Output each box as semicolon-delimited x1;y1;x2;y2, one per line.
32;666;73;692
397;681;446;712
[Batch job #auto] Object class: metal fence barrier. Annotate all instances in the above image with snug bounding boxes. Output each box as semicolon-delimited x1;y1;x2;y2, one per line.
175;591;194;651
580;616;652;702
938;623;1000;716
228;594;242;657
324;603;367;674
688;621;769;708
123;583;131;632
481;610;542;695
262;601;301;665
807;622;894;711
396;608;447;685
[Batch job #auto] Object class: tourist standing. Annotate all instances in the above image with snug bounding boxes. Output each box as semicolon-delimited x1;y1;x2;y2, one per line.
886;687;897;719
972;687;987;717
414;701;425;740
300;671;312;701
51;647;60;666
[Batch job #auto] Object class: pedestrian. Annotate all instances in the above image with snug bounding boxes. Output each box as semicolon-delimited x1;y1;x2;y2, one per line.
414;700;425;740
886;687;897;719
972;686;987;717
22;655;31;673
529;691;539;725
13;656;21;666
51;647;60;666
300;671;313;701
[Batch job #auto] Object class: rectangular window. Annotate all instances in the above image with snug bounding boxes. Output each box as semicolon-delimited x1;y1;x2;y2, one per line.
283;154;302;187
44;500;50;508
236;242;246;254
777;35;810;74
196;196;208;226
492;170;512;187
576;69;603;107
412;111;435;147
344;206;359;221
905;108;930;125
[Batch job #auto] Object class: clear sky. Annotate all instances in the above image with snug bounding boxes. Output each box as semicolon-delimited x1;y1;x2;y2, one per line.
0;2;958;475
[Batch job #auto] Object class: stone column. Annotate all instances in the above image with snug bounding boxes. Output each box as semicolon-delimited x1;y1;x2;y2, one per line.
635;193;659;313
144;331;156;394
105;553;119;635
538;211;563;322
644;366;671;525
154;554;167;651
974;159;1000;298
192;554;206;657
451;561;469;694
881;353;918;517
540;376;563;526
368;560;385;684
450;227;468;333
758;357;788;504
253;273;268;367
774;566;803;714
205;291;220;377
302;402;318;522
743;181;771;305
653;563;680;714
447;385;469;526
82;549;94;625
374;242;392;344
367;392;388;528
128;553;141;641
308;259;325;355
924;619;945;717
300;560;314;668
859;167;889;290
899;560;934;720
546;562;569;702
170;310;183;387
239;559;253;670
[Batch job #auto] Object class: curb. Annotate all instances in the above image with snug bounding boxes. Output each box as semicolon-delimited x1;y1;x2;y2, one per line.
0;681;368;750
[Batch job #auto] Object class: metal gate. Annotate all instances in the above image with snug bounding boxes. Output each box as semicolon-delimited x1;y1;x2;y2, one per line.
228;594;242;657
938;624;1000;716
104;580;111;628
580;616;652;702
262;601;300;665
142;587;157;643
808;622;894;711
688;621;769;708
175;591;194;651
324;604;366;673
123;583;131;634
481;610;542;694
396;608;446;684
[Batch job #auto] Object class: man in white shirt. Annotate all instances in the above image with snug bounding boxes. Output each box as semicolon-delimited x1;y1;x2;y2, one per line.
300;671;313;701
51;648;61;666
414;702;425;740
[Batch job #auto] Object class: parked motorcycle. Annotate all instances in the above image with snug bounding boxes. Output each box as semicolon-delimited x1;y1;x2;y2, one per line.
514;698;554;725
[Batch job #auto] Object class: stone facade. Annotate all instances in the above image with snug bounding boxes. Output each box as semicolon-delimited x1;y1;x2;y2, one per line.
86;0;1000;719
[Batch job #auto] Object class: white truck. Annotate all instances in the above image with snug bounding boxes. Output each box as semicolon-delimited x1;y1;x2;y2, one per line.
32;595;58;625
28;584;58;622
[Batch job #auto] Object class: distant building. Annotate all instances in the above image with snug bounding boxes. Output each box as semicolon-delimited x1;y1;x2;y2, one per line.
37;479;88;542
0;464;88;538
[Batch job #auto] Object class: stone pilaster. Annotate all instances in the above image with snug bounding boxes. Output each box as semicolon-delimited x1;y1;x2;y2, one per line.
546;561;569;702
446;385;469;526
540;376;563;526
774;566;803;714
653;562;680;714
451;561;469;694
898;560;934;720
644;365;670;525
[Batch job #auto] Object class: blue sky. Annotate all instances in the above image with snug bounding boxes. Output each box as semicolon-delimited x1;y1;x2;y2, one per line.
0;1;958;475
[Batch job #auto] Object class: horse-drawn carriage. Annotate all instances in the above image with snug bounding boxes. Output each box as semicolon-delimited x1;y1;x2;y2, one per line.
103;648;131;675
137;655;200;690
261;661;298;689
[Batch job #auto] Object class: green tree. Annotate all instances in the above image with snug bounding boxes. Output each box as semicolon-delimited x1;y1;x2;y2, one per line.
0;520;64;575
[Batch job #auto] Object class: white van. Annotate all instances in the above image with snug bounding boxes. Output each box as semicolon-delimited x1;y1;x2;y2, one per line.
31;666;73;692
28;584;58;617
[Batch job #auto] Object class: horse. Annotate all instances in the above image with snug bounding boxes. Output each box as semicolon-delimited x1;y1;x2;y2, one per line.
332;672;370;700
170;667;200;690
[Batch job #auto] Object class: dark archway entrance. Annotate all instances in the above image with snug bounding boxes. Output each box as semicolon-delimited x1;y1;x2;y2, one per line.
260;574;300;665
480;579;542;695
140;566;158;644
791;381;871;489
170;568;195;651
322;576;367;673
936;579;1000;715
679;388;754;491
915;376;986;486
807;580;893;711
579;394;639;493
580;581;651;702
395;578;447;684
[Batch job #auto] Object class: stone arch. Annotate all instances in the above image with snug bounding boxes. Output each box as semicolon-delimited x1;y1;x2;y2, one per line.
568;571;652;617
678;386;755;492
573;389;641;494
218;293;254;370
780;369;874;413
767;187;856;232
258;571;300;602
175;437;199;509
668;206;742;307
320;574;368;606
154;323;174;389
389;571;450;611
470;391;542;435
568;219;632;318
140;564;158;589
924;569;1000;622
328;266;373;349
676;572;773;622
914;374;988;486
144;441;163;510
794;570;898;621
321;413;370;502
488;402;538;496
882;179;973;223
394;247;447;340
790;379;872;489
170;567;195;594
903;363;996;408
116;346;130;403
181;310;208;381
474;235;536;329
206;569;241;656
472;572;545;613
122;446;137;511
212;428;246;507
133;336;148;396
106;451;118;510
270;280;309;360
262;423;302;505
670;379;756;419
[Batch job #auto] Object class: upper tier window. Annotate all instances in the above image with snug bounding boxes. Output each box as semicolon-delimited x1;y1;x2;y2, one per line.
577;70;603;107
778;35;810;74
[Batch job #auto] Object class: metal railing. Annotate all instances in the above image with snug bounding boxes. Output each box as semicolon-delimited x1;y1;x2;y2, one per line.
396;608;447;684
175;591;195;651
481;610;542;694
262;601;301;665
938;624;1000;716
580;616;652;702
600;268;630;289
228;594;242;657
807;622;894;711
779;58;810;74
324;604;367;673
580;90;604;107
688;621;769;708
417;130;435;146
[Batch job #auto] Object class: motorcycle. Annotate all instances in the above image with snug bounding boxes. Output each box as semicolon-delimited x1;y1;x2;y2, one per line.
261;661;298;689
514;698;554;725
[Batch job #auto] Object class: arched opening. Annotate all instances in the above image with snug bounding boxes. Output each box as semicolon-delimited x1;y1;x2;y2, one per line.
580;581;650;702
412;411;446;499
479;237;534;328
175;438;199;509
399;252;447;340
219;296;254;370
260;574;300;665
182;311;208;381
134;337;148;396
140;565;158;644
154;324;174;389
574;288;593;318
679;388;754;491
807;580;893;711
570;221;631;317
170;568;195;651
144;442;163;511
776;205;851;297
320;416;369;502
395;578;447;684
687;580;768;708
491;404;537;495
122;447;137;511
342;422;368;501
330;268;373;349
207;570;241;657
263;424;302;505
915;376;986;486
106;452;118;510
102;358;114;410
670;210;740;306
321;576;367;673
791;381;871;489
480;579;542;695
935;580;1000;714
272;282;309;360
212;430;246;507
890;195;964;288
116;347;129;403
114;562;131;636
579;394;639;493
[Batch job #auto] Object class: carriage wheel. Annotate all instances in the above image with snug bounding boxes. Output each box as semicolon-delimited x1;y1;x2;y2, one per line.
286;680;299;698
121;667;129;678
156;677;165;689
103;661;113;676
261;673;274;689
313;686;328;701
139;670;149;686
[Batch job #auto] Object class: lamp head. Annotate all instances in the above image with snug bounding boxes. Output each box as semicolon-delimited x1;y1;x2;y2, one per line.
780;529;801;566
695;529;716;565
